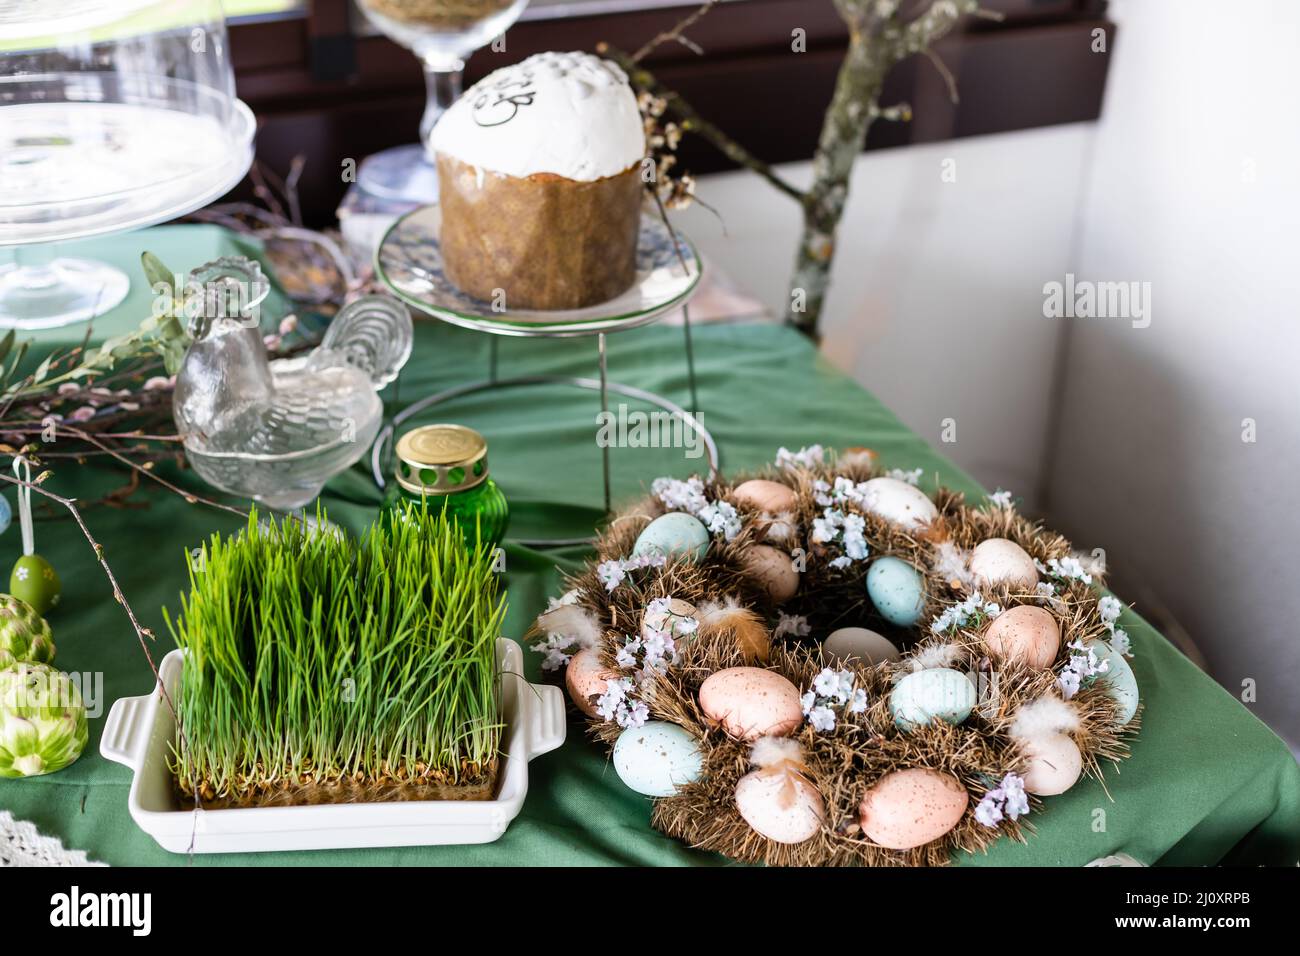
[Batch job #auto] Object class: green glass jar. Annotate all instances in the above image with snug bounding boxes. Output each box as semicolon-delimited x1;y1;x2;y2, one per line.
382;424;509;548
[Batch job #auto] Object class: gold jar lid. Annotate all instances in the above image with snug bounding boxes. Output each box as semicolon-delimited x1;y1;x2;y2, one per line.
395;424;489;495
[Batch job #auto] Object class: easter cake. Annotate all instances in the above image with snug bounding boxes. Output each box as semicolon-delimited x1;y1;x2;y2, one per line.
431;51;647;310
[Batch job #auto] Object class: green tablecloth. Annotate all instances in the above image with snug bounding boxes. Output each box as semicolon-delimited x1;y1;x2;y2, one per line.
2;225;1297;867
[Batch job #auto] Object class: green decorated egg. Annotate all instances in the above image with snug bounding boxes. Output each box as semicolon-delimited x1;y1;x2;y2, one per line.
10;555;60;616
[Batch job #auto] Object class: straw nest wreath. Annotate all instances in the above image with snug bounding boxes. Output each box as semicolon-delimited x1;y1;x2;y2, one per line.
529;446;1141;866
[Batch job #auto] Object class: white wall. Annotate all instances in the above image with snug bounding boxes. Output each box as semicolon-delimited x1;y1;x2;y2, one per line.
676;124;1094;513
1049;0;1300;743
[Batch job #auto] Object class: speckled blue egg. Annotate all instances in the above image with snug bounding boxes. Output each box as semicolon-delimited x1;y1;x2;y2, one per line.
0;494;9;536
1087;639;1139;725
890;668;976;730
632;512;710;563
613;720;703;797
866;556;926;626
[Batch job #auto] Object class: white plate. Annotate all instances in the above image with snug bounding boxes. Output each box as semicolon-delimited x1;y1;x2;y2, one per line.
100;639;565;854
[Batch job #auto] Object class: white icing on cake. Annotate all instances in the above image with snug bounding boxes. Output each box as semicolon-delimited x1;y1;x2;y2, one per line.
431;51;647;182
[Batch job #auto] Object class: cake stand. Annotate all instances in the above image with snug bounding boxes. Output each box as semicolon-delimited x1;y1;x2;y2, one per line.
0;1;256;329
371;202;715;546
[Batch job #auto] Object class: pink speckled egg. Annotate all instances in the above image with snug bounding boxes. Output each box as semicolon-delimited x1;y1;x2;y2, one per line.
742;544;800;603
565;648;618;718
732;479;799;514
858;768;969;849
982;605;1061;669
969;538;1039;589
1021;732;1083;795
699;667;803;740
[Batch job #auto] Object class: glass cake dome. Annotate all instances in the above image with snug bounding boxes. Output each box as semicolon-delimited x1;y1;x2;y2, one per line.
0;0;256;329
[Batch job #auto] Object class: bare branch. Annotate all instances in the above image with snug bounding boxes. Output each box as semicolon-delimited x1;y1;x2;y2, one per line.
924;47;960;104
632;0;719;63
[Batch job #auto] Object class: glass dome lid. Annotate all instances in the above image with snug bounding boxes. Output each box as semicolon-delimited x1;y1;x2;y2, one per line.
0;0;256;328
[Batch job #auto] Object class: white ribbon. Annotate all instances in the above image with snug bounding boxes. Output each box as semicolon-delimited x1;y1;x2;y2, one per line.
12;456;34;557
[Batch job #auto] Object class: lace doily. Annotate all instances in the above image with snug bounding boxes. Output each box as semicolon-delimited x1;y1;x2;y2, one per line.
0;810;106;867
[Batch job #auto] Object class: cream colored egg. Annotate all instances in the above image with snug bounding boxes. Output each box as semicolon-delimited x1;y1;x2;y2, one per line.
564;648;618;719
742;544;800;603
858;768;969;849
732;479;799;514
969;538;1039;589
823;627;901;666
982;605;1060;669
1021;732;1083;796
699;667;803;740
641;598;699;641
861;477;939;530
735;769;825;844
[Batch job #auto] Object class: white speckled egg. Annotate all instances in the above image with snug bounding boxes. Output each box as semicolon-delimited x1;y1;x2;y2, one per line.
861;477;938;530
823;627;900;666
890;668;976;730
1021;732;1083;795
632;512;710;562
742;544;800;602
641;598;699;642
1087;639;1139;725
969;538;1039;589
735;769;825;844
699;667;803;740
866;556;926;626
732;479;798;514
859;768;969;849
982;605;1060;669
613;721;703;797
565;647;618;718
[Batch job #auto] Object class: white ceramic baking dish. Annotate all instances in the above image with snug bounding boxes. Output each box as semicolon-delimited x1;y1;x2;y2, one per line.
100;638;564;854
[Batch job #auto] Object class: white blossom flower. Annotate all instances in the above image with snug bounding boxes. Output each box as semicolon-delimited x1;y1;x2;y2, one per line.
597;560;626;591
886;467;923;485
988;488;1014;509
807;705;837;732
974;795;1004;827
1111;629;1132;657
848;688;869;714
1098;595;1123;626
773;612;811;640
813;668;842;698
776;444;824;471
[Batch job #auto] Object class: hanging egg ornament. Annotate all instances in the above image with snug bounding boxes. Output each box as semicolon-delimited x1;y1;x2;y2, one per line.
632;512;710;563
0;493;10;536
859;768;969;849
612;721;703;797
9;555;60;616
699;667;803;740
866;556;926;626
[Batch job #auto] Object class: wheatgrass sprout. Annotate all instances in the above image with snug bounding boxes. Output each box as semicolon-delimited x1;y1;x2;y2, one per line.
164;503;506;808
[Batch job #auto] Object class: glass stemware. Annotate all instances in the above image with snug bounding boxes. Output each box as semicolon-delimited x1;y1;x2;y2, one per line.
353;0;530;203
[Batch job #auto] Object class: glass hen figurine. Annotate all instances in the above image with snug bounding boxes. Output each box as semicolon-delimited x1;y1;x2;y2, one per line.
173;258;413;510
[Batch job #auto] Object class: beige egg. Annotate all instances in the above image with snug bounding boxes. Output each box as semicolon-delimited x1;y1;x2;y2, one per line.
735;770;825;844
742;544;800;603
823;627;901;666
641;598;699;641
732;479;799;514
982;605;1061;669
861;477;939;530
970;538;1039;589
564;648;618;719
699;667;803;740
1021;732;1083;796
858;768;969;849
